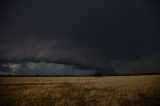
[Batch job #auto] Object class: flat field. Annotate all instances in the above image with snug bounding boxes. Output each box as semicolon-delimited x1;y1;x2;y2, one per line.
0;75;160;106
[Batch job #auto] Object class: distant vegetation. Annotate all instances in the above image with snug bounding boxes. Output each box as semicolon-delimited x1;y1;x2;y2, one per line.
93;72;103;76
0;75;160;106
0;73;160;77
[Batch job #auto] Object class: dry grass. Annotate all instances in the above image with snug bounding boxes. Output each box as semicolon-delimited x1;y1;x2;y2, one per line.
0;75;160;106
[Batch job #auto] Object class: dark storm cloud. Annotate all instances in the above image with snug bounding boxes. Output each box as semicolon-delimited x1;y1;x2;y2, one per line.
0;34;111;71
111;55;160;74
0;0;160;74
0;62;97;75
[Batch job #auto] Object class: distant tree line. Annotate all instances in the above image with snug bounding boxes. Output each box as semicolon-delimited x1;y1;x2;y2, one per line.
0;72;160;77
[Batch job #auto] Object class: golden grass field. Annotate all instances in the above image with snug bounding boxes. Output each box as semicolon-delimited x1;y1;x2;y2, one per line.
0;75;160;106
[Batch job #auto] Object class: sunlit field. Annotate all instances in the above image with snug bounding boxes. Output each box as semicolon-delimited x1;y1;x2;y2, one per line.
0;75;160;106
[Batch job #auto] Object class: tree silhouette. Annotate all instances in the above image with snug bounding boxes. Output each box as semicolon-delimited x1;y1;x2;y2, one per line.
93;72;103;76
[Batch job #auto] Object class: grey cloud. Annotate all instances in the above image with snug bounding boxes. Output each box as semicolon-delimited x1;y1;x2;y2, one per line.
1;62;97;75
0;34;112;71
111;55;160;74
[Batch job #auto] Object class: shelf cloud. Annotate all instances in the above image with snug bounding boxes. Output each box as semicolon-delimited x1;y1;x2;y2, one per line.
0;0;159;75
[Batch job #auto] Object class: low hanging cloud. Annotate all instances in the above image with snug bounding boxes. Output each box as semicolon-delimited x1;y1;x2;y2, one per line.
2;63;21;74
1;62;98;75
111;55;160;74
0;35;112;71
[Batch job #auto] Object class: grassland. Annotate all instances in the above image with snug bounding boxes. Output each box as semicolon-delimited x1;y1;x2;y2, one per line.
0;75;160;106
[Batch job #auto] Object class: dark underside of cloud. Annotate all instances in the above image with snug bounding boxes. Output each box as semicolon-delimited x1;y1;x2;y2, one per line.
0;0;160;75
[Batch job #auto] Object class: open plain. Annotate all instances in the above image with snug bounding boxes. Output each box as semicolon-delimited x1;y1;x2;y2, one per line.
0;75;160;106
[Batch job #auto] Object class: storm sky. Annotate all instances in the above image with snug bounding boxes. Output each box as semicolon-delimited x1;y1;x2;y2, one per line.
0;0;160;75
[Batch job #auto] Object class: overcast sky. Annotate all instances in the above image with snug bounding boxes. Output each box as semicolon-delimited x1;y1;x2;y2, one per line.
0;0;159;75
